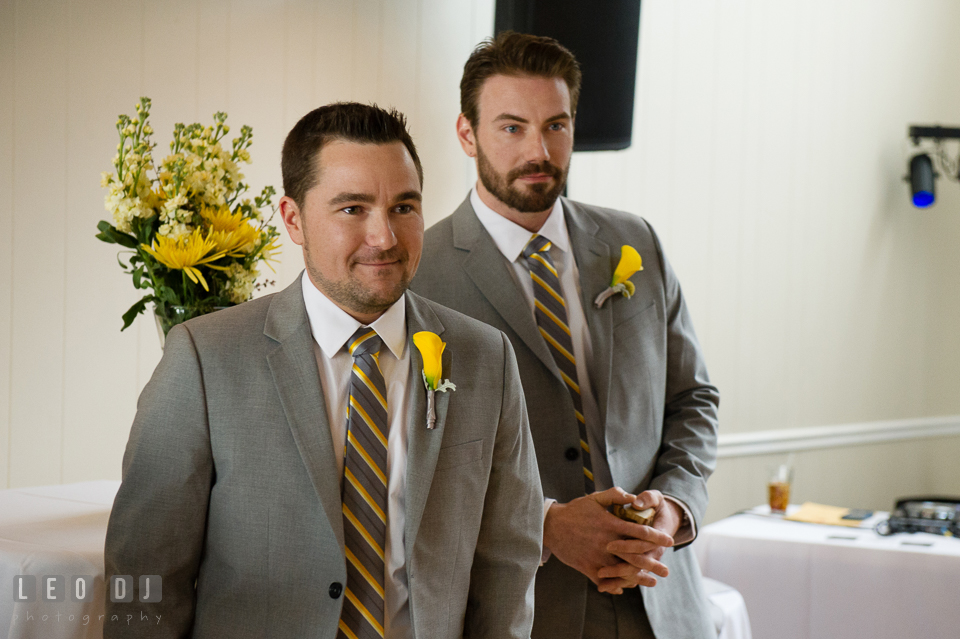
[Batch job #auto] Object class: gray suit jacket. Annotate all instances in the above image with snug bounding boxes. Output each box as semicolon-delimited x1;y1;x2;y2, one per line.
104;279;543;639
410;197;719;639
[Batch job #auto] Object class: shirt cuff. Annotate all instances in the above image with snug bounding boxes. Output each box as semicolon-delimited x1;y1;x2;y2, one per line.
664;495;696;545
540;498;557;565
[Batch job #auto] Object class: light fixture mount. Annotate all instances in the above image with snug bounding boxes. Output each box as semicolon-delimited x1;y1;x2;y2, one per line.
905;125;960;208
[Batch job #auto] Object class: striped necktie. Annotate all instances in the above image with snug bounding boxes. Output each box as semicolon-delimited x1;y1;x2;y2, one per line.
339;328;389;639
522;234;595;493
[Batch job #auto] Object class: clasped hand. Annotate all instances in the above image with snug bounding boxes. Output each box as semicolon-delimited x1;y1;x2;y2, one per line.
543;487;679;595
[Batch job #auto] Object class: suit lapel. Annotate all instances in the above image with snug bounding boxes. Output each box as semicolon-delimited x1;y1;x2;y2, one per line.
564;199;615;428
265;277;345;549
402;292;451;555
453;198;563;380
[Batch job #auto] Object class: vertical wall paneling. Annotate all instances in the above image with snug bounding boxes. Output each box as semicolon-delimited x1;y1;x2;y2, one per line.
9;0;70;487
917;0;960;417
380;0;421;118
3;0;960;516
134;0;198;400
0;0;14;487
569;0;960;431
351;0;383;104
61;0;147;483
379;0;425;218
459;0;494;192
663;0;717;318
270;0;359;288
225;0;285;242
197;0;231;119
281;0;318;145
315;0;358;106
703;0;747;427
274;0;318;289
415;0;477;227
227;0;288;294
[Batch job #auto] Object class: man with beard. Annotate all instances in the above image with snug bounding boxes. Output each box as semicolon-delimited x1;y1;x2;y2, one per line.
410;32;719;639
104;102;543;639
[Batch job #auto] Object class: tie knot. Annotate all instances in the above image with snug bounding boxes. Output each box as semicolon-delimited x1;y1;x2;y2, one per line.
522;234;553;260
347;328;382;359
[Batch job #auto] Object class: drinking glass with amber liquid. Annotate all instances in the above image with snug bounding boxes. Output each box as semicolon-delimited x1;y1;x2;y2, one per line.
768;463;793;514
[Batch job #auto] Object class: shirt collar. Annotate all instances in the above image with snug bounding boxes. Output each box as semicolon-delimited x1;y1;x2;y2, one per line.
470;186;569;263
301;271;407;360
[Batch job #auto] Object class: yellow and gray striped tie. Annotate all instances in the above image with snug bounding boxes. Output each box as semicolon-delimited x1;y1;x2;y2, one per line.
522;234;595;493
339;328;388;639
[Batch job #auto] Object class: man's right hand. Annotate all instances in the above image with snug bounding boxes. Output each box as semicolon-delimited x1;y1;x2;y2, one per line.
543;487;674;594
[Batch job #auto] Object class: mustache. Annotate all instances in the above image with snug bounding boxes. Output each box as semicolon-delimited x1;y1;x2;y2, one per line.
508;161;563;182
351;247;407;264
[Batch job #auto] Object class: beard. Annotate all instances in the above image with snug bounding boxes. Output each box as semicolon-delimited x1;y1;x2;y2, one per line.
305;244;412;317
476;141;569;213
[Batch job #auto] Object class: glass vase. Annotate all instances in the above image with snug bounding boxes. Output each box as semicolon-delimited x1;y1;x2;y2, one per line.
153;304;204;350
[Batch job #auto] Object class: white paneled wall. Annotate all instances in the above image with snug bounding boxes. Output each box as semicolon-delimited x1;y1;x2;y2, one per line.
2;0;960;522
0;0;12;488
564;0;960;520
571;0;960;431
0;0;493;489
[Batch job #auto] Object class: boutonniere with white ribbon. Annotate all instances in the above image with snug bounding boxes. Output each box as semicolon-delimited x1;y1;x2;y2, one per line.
594;245;643;309
412;331;456;430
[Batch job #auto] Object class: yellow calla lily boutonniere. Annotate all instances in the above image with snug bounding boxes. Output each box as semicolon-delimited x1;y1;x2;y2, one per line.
412;331;456;430
594;245;644;309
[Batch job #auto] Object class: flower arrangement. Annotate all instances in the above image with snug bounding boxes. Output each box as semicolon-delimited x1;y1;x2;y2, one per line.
96;97;280;338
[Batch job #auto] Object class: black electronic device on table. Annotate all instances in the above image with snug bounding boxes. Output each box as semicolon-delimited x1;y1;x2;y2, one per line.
875;497;960;536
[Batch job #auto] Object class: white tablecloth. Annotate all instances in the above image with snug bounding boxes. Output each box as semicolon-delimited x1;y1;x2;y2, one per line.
0;481;120;639
703;577;753;639
694;505;960;639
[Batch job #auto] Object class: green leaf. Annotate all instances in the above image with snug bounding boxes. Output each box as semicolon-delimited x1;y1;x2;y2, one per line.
133;265;144;289
159;286;178;304
97;220;113;233
96;220;138;248
121;295;152;331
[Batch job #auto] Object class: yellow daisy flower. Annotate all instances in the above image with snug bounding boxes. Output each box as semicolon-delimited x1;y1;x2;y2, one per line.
201;205;260;256
199;204;244;232
141;229;226;291
258;234;282;273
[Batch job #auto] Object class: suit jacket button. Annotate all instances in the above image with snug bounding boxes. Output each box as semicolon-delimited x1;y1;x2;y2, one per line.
565;447;579;461
329;582;343;599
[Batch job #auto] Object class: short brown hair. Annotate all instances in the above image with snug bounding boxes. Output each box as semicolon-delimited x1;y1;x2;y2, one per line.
460;31;582;128
281;102;423;207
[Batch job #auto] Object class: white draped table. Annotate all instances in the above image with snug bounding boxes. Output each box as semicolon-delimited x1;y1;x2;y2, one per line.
694;505;960;639
0;480;120;639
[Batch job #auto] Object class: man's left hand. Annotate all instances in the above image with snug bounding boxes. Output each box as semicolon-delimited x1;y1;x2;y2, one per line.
603;490;683;583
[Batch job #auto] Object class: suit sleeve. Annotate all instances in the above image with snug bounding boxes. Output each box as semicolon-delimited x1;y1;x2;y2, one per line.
647;226;719;537
463;333;543;639
103;323;212;638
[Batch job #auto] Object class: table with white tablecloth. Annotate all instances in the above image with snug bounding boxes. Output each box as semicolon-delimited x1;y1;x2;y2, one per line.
0;481;120;639
694;505;960;639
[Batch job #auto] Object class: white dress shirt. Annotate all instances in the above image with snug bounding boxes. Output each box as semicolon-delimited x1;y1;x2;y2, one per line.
469;188;695;547
301;272;413;639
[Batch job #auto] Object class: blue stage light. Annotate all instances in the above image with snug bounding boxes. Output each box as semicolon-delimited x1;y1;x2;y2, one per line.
912;190;935;208
909;153;936;208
